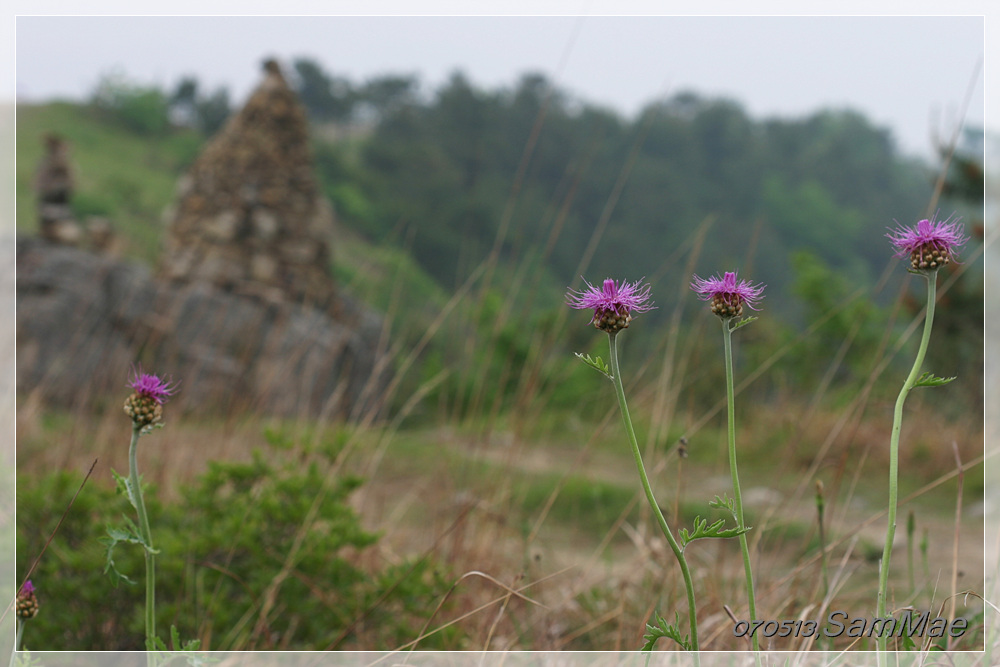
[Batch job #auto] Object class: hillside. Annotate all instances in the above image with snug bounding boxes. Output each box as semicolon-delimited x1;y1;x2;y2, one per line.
15;100;453;331
14;89;984;420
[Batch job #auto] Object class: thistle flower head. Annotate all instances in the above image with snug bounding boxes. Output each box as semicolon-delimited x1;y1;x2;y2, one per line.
127;365;176;405
690;271;765;319
566;277;654;334
886;214;968;272
16;580;38;620
124;365;177;429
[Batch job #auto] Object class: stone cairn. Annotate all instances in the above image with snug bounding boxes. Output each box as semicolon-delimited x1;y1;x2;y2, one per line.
160;59;338;313
34;133;116;251
35;133;82;246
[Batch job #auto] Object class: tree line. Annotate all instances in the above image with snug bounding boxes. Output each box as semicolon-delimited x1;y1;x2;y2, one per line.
89;56;968;320
76;55;981;414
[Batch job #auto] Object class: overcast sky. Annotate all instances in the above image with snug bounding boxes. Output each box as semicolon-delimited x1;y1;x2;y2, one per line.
11;8;987;161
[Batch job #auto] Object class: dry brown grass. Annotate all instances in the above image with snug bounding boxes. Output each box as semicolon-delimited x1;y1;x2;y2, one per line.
17;377;984;652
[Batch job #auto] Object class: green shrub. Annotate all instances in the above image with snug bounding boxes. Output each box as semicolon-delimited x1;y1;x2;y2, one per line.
16;431;459;650
91;73;170;136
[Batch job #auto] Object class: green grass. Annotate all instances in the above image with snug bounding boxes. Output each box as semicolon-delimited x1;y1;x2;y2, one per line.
332;226;451;329
16;102;203;263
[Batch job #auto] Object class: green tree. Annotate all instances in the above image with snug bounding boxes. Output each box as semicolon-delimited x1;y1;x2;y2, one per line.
194;87;231;135
168;76;231;135
292;57;355;122
357;74;419;122
91;72;170;136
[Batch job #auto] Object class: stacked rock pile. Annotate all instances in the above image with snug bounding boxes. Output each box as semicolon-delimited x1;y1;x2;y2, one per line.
35;133;83;245
160;59;338;313
34;134;118;251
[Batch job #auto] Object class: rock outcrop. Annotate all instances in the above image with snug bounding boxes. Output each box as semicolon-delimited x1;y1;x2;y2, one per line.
16;238;385;420
159;59;338;313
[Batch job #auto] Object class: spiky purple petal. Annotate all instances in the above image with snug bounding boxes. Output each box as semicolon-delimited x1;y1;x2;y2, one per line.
127;365;177;405
886;214;968;262
690;271;765;312
566;277;654;332
567;277;653;316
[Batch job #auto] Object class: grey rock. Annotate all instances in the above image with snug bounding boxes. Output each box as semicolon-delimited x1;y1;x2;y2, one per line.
204;210;240;241
16;238;387;420
251;208;279;241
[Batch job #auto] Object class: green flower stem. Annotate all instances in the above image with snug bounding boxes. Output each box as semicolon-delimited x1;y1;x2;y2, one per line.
128;425;157;650
722;319;760;653
608;332;699;652
877;270;938;652
10;619;24;667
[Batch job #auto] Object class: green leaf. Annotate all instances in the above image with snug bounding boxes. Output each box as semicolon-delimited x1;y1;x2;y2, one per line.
105;523;143;545
729;316;758;332
147;635;168;652
145;625;208;666
641;610;690;651
101;543;135;587
179;638;203;652
140;421;165;436
102;522;143;585
913;371;956;388
574;352;612;379
708;494;738;519
111;467;141;512
679;515;750;548
102;516;161;586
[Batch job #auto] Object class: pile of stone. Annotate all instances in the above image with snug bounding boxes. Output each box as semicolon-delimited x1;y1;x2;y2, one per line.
159;59;338;313
35;133;82;246
34;133;117;251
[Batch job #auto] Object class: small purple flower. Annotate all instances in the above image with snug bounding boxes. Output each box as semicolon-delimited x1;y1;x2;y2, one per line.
886;214;968;271
16;580;38;620
127;365;177;405
566;277;654;334
690;271;765;319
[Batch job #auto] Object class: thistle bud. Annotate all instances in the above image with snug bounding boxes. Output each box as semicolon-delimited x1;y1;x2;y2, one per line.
123;365;176;428
16;581;38;620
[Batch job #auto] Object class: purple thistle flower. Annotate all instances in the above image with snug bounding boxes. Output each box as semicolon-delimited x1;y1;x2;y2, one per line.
886;214;968;271
16;580;39;620
127;365;177;405
566;277;654;334
690;271;765;319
